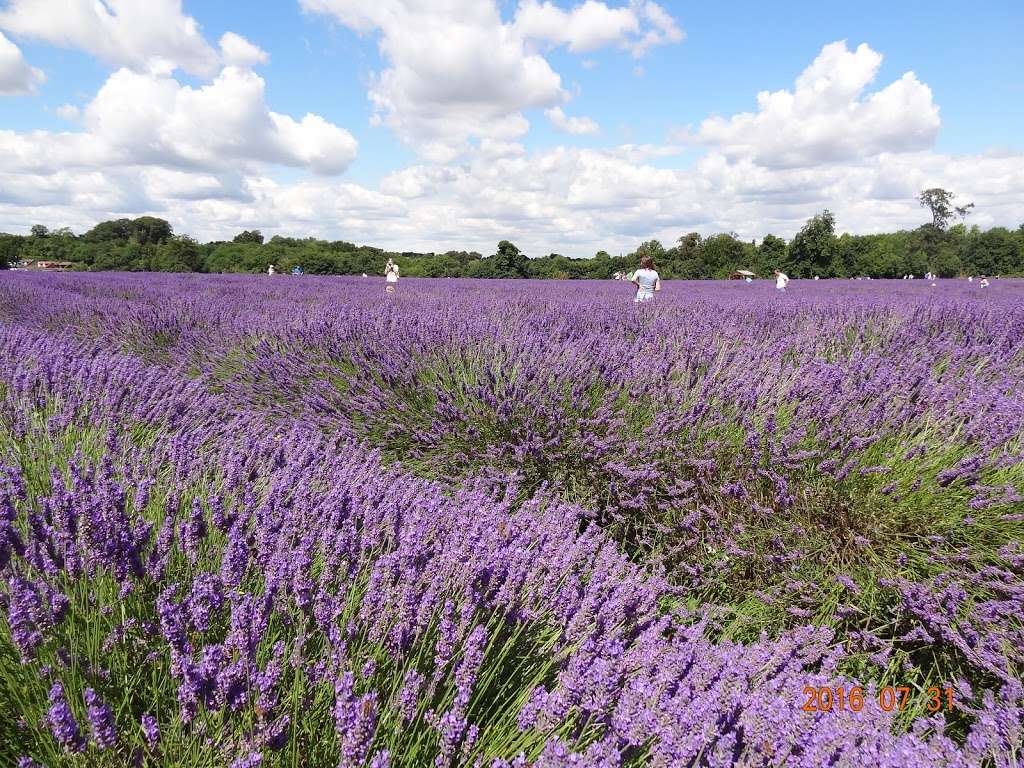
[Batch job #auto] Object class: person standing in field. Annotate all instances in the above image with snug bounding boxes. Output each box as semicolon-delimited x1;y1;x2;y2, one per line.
980;275;990;288
774;269;790;292
384;258;400;295
631;256;661;303
267;264;276;276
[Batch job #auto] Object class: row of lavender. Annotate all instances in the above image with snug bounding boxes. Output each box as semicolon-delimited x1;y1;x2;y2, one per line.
8;274;1023;682
1;272;1022;765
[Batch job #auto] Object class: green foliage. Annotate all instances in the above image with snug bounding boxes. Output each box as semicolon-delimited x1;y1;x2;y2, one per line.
3;210;1024;277
963;227;1022;276
787;210;837;277
84;217;173;247
488;240;530;278
918;187;973;231
233;229;265;245
700;233;749;278
153;236;203;273
0;234;23;269
757;234;786;271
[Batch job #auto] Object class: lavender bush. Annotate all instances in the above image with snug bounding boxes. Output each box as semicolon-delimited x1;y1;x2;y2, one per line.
0;272;1022;766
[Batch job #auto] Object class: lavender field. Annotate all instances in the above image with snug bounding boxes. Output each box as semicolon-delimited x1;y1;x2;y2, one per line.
1;272;1023;767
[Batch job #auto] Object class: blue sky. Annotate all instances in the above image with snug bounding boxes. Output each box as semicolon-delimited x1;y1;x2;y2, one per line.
1;0;1022;254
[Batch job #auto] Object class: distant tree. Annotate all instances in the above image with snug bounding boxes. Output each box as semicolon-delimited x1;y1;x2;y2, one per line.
84;217;172;246
297;248;340;275
918;188;973;231
84;218;134;242
634;240;665;262
787;210;836;278
701;234;747;278
233;230;265;245
16;210;1024;278
758;234;787;271
132;217;173;246
0;234;23;269
963;227;1021;276
154;236;202;272
489;240;530;278
666;233;703;278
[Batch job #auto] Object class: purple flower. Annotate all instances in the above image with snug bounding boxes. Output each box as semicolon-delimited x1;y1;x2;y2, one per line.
230;752;263;768
835;574;860;594
141;713;160;749
334;671;378;768
47;682;84;753
186;572;224;634
84;688;117;749
181;498;208;563
397;668;424;725
7;577;47;660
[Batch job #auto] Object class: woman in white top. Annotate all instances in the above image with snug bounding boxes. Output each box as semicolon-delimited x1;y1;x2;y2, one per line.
774;270;789;292
632;256;661;303
384;258;400;294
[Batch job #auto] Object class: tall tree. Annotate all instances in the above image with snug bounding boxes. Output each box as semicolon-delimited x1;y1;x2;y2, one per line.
154;236;202;272
758;234;786;271
233;230;265;245
787;210;836;278
489;240;530;278
918;188;974;231
701;234;747;278
131;217;173;246
0;234;22;269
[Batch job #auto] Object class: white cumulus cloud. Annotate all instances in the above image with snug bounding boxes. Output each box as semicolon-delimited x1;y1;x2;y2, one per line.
1;36;1022;261
0;30;44;94
219;32;269;68
679;41;941;168
514;0;638;52
545;106;599;134
301;0;682;158
0;65;358;176
302;0;564;158
55;103;80;120
514;0;682;56
0;0;220;76
628;0;684;57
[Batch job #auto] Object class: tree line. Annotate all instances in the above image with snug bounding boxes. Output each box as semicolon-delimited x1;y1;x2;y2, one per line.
2;189;1022;279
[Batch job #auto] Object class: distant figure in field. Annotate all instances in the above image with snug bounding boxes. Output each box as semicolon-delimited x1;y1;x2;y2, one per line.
632;256;661;303
813;275;820;280
774;269;789;292
980;275;990;288
745;276;752;283
384;258;400;294
267;264;276;276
